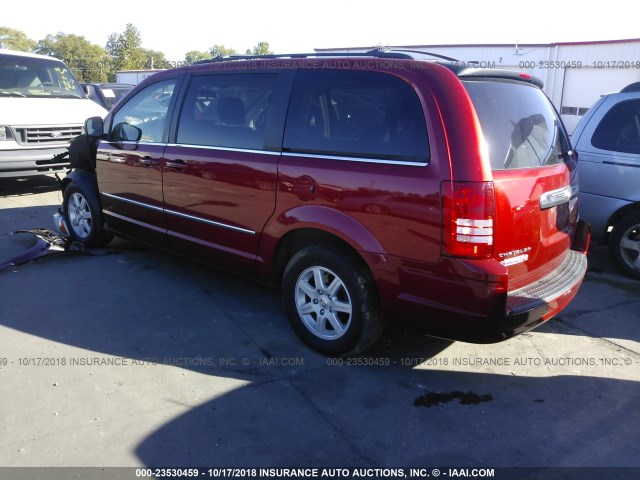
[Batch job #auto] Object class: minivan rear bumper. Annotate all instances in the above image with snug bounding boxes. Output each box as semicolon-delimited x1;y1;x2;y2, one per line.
495;248;587;340
380;221;590;343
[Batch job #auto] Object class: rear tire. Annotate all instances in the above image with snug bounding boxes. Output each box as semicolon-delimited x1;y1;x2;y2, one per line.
63;183;112;247
609;211;640;280
282;245;384;355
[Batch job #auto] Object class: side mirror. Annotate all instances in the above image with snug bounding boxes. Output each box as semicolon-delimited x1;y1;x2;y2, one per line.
85;116;104;138
112;122;142;142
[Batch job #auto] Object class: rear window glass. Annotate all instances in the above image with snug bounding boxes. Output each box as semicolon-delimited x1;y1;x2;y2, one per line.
464;80;570;170
283;69;429;163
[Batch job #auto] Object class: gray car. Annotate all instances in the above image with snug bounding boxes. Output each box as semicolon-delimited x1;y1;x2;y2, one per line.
81;82;133;110
573;84;640;279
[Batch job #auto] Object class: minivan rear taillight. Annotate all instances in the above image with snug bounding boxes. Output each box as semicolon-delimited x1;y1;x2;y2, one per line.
441;181;495;258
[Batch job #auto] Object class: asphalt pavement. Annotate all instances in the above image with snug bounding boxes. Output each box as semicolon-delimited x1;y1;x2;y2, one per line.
0;175;639;478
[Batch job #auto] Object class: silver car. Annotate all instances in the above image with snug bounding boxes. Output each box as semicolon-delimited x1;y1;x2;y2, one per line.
573;84;640;279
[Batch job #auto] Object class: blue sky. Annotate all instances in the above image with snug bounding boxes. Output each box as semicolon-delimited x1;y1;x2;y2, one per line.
3;0;639;61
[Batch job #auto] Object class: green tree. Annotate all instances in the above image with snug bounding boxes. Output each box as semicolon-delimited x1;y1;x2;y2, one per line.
0;27;36;51
144;49;171;69
209;44;238;58
185;50;212;64
36;33;110;82
106;24;147;72
245;41;272;56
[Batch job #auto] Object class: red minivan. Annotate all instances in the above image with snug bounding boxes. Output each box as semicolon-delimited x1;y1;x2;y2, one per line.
60;50;589;355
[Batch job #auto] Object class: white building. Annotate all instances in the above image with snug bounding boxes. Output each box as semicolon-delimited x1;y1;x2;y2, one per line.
316;39;640;134
115;69;164;86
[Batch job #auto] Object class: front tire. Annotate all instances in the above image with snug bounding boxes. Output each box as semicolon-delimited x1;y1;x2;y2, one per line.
609;211;640;280
63;183;111;247
282;245;384;355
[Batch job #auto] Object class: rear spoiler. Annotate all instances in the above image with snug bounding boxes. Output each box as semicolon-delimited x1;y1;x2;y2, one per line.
442;64;544;88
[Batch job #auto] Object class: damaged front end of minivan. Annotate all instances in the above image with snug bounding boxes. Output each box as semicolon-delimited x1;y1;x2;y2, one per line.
0;131;107;272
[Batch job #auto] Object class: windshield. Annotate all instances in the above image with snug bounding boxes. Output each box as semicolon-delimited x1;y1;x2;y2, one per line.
0;54;85;99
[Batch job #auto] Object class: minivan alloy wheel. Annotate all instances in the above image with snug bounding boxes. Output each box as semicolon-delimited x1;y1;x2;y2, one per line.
68;192;93;239
294;266;353;340
62;182;112;247
282;245;384;355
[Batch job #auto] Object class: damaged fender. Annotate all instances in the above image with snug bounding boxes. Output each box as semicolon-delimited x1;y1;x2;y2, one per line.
0;228;110;272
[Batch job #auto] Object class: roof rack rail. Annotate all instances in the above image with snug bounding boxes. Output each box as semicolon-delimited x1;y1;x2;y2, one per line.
383;49;459;62
191;48;458;65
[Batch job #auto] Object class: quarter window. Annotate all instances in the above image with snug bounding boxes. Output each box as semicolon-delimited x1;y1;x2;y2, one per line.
176;74;277;150
110;80;176;143
591;99;640;154
283;70;429;162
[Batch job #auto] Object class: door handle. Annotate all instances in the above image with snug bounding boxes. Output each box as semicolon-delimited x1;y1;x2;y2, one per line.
139;157;157;167
165;159;188;170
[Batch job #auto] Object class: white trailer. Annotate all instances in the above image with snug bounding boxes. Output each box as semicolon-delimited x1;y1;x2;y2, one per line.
115;69;164;86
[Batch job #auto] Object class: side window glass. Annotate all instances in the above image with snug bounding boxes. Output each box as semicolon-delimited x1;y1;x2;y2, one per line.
283;70;429;162
176;73;276;150
591;99;640;155
110;79;176;143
